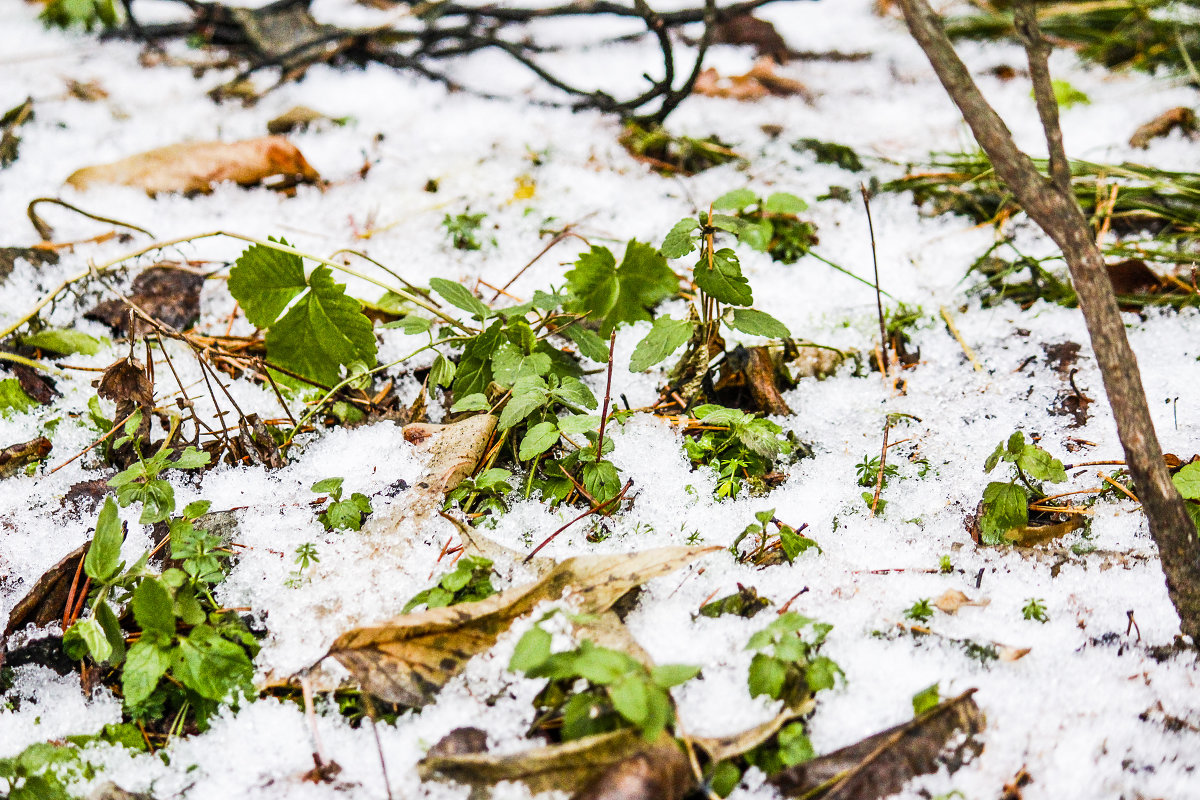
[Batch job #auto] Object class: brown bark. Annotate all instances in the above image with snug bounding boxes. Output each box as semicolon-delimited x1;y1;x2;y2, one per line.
896;0;1200;639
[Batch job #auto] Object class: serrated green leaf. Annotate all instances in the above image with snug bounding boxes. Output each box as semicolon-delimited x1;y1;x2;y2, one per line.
20;329;107;356
710;214;747;235
428;354;456;388
452;321;503;398
430;277;491;321
558;414;599;436
122;639;172;707
738;218;774;252
492;343;552;386
312;477;344;495
382;315;433;334
695;248;753;306
229;240;307;329
748;653;788;699
450;393;490;413
132;578;175;636
1017;445;1067;483
574;644;638;684
519;421;560;460
499;377;549;430
609;674;650;726
95;601;126;666
983;442;1004;473
661;218;700;259
764;193;808;215
553;376;598;409
713;188;758;210
172;624;254;701
630;316;695;372
728;308;790;339
981;481;1029;545
84;497;123;583
564;325;611;363
171;446;211;471
1173;462;1200;501
74;617;111;663
564;241;678;335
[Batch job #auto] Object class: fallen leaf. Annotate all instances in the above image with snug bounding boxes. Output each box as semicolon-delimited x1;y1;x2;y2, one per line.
96;357;153;408
405;413;498;496
572;737;694;800
0;97;33;169
0;246;57;284
689;704;813;763
1106;259;1164;295
1129;107;1196;149
714;345;791;416
0;436;52;479
267;105;333;135
698;583;772;619
997;645;1032;662
4;542;87;637
769;690;985;799
427;727;489;759
323;545;715;706
86;265;204;333
66;136;321;195
693;58;813;102
419;729;660;796
933;589;989;615
712;14;791;63
1004;515;1085;547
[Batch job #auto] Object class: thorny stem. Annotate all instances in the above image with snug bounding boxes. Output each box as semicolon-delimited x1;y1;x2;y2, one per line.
897;0;1200;639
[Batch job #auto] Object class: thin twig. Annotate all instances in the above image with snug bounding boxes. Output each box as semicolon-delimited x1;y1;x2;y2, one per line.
525;479;633;562
938;305;982;371
594;329;618;462
871;422;890;517
861;183;888;377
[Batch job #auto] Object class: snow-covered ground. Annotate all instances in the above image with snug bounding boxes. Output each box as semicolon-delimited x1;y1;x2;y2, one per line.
2;0;1200;798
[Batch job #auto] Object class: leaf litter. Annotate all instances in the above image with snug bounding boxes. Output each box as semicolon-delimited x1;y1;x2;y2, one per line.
0;0;1199;799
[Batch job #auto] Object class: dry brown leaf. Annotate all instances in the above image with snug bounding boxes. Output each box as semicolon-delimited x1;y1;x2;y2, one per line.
404;413;498;496
693;58;813;102
66;136;320;195
267;106;332;135
419;729;653;795
690;702;814;763
572;737;694;800
770;690;985;799
4;542;87;638
933;589;989;615
323;545;716;706
86;265;204;333
997;645;1032;662
712;13;790;63
1129;106;1197;149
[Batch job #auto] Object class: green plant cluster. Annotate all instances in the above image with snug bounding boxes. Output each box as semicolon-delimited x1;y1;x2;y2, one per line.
979;432;1067;545
39;0;119;31
311;477;373;531
711;189;818;264
403;555;496;613
509;624;700;742
684;405;793;499
0;725;146;800
731;508;819;564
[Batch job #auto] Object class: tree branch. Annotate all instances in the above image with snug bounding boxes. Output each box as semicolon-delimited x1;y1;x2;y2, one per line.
897;0;1200;641
1013;0;1071;196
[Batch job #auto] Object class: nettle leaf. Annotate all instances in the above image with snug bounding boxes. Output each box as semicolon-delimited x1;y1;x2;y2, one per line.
428;354;456;389
630;317;695;372
499;377;550;430
710;214;747;235
748;653;788;699
565;241;679;335
980;481;1029;545
492;344;552;386
558;414;599;436
84;497;124;583
695;248;753;306
75;617;112;663
519;421;559;460
123;640;172;707
430;277;491;322
20;328;107;356
1173;462;1200;500
727;308;790;339
763;193;807;215
172;624;254;701
662;218;701;259
230;240;377;386
132;577;176;636
553;376;598;409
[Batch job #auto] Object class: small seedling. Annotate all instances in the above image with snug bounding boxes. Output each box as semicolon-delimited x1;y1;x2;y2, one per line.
938;555;954;574
911;682;940;715
403;555;496;613
442;211;488;250
1022;597;1049;624
746;612;841;710
979;431;1067;544
731;508;819;565
285;542;320;588
684;405;793;500
904;598;935;623
312;477;373;532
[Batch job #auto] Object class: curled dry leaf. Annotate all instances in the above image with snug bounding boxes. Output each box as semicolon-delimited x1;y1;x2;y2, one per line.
689;702;813;763
933;589;989;615
322;545;716;706
693;58;813;102
4;541;87;638
712;13;791;63
1129;106;1196;149
0;436;52;479
65;136;320;195
86;265;204;333
769;689;985;799
404;413;498;496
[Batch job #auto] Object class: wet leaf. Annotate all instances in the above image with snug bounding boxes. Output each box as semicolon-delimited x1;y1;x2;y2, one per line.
693;58;812;102
712;14;791;63
769;690;985;799
572;737;695;800
3;542;87;638
323;545;714;706
66;136;320;195
403;413;498;496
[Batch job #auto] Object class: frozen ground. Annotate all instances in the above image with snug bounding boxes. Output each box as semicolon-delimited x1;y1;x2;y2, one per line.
2;0;1200;798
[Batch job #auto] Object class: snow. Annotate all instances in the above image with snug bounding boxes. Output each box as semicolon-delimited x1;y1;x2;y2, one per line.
2;0;1200;797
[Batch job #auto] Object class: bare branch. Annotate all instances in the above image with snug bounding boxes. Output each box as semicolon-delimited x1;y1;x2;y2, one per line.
1013;0;1071;196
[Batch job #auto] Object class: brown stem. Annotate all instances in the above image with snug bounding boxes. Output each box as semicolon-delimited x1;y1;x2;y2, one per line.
595;329;618;462
896;0;1200;639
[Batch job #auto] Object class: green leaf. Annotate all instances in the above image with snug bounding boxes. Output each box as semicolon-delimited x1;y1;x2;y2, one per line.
709;761;742;797
564;241;679;335
564;325;611;363
84;497;123;583
1017;445;1067;484
172;624;254;701
738;219;774;252
122;640;172;707
805;656;840;692
452;321;503;398
694;248;753;306
492;345;552;386
499;377;550;430
312;477;344;495
183;500;212;519
776;722;816;766
382;315;432;334
509;626;552;673
630;317;695;372
727;308;790;339
553;376;598;409
574;645;638;684
713;188;758;210
609;674;650;726
912;682;940;715
429;277;491;321
95;601;126;666
661;218;700;259
132;479;175;525
983;442;1004;473
1006;431;1025;458
1173;462;1200;500
450;393;490;413
980;481;1030;545
132;577;176;636
74;618;111;663
558;414;600;436
519;421;559;460
229;240;307;329
20;329;107;356
582;459;622;503
763;193;808;215
710;214;746;235
171;446;211;471
748;653;787;699
650;663;701;688
0;379;37;416
428;354;456;389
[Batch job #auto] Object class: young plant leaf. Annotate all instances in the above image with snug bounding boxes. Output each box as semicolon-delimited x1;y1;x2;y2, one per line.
564;241;679;335
713;188;758;211
520;421;560;460
661;218;700;259
763;193;808;215
694;248;753;306
728;308;790;339
1173;462;1200;500
630;317;695;373
430;277;491;321
84;496;124;583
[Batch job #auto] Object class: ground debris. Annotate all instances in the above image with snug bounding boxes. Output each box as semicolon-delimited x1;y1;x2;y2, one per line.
87;265;205;334
1130;107;1197;149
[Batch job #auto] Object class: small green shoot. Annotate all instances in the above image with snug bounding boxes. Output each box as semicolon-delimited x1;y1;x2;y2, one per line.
746;612;841;710
312;477;373;532
904;598;935;624
442;211;488;250
403;555;496;613
1022;597;1049;624
912;682;940;715
979;431;1067;545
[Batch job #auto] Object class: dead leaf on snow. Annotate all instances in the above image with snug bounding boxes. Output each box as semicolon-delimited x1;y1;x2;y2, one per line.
419;729;670;797
86;265;204;333
1129;106;1196;149
0;246;57;284
693;58;813;103
322;545;715;706
689;702;813;763
404;413;498;497
712;14;791;63
95;357;153;408
997;645;1032;662
933;589;989;615
769;689;985;799
66;136;321;195
572;737;694;800
267;105;334;135
4;542;87;638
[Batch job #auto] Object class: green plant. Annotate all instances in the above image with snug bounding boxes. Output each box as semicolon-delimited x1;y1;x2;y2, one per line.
285;542;320;587
683;404;793;499
403;555;496;612
904;598;935;623
311;477;373;532
442;211;488;250
109;439;210;525
1170;460;1200;530
228;238;377;386
1045;79;1090;108
40;0;119;31
0;725;146;799
980;431;1068;544
746;612;841;709
938;555;953;574
710;189;818;264
445;468;514;517
731;509;819;565
1022;597;1049;623
792;138;864;172
563;240;678;335
509;623;700;742
912;682;940;714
